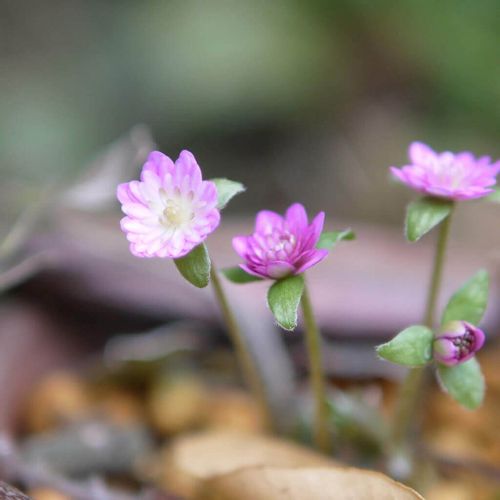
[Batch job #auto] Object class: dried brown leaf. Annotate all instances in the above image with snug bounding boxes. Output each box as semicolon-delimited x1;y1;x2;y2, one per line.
200;466;423;500
159;431;333;497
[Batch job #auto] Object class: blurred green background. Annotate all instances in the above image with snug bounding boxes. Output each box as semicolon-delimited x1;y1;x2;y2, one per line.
1;0;499;223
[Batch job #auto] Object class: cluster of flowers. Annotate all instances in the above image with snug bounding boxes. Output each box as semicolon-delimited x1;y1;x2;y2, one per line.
117;149;329;279
117;141;498;374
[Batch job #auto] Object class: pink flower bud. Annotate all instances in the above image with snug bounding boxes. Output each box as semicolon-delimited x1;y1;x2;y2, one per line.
433;320;485;366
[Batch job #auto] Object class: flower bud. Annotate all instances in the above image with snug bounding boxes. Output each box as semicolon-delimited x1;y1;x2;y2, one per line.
433;320;485;366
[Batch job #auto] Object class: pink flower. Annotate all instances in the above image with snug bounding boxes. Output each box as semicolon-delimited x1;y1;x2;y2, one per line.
117;150;220;258
390;142;500;200
232;203;328;279
433;321;485;366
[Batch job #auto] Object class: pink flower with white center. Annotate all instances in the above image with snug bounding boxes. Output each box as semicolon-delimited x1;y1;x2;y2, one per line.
390;142;500;201
433;321;485;366
117;150;220;258
232;203;328;280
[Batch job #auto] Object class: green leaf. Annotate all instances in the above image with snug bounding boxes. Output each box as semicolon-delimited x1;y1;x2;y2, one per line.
441;269;489;325
317;229;355;250
327;391;389;450
174;243;211;288
437;358;485;410
222;266;263;284
405;197;453;242
267;275;304;331
376;325;434;366
211;178;246;209
485;185;500;203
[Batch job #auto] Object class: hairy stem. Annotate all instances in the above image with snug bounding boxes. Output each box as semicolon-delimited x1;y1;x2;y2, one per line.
391;206;454;466
209;264;272;428
301;280;331;453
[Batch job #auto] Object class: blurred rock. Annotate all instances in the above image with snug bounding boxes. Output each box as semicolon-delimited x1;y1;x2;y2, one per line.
148;375;208;435
24;372;90;433
21;421;153;477
93;388;144;427
205;389;267;434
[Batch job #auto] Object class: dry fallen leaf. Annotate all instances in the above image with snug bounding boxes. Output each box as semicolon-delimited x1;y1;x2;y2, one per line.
201;466;424;500
158;430;333;497
157;431;421;499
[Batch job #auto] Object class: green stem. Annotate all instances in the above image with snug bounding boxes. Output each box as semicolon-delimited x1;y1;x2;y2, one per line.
423;209;454;328
209;264;272;428
301;280;331;453
391;205;454;454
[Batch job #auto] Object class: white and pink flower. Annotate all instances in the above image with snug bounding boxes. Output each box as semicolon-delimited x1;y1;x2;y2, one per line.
117;150;220;258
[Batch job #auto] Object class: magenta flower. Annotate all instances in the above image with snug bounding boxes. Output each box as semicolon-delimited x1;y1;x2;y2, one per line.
232;203;328;280
117;150;220;258
433;321;485;366
390;142;500;201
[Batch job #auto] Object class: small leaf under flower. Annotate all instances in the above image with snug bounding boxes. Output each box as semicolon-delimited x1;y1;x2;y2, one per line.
441;269;489;326
222;266;263;284
211;178;246;209
316;229;355;250
376;325;433;366
405;197;453;242
436;357;485;410
267;274;305;331
485;185;500;203
174;243;211;288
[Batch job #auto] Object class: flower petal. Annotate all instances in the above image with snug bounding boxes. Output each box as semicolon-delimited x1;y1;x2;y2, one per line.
255;210;284;234
144;151;175;178
240;263;268;278
176;150;202;189
266;261;295;279
117;182;142;205
232;236;250;258
285;203;308;232
390;166;408;183
309;211;325;244
408;141;436;167
294;249;329;274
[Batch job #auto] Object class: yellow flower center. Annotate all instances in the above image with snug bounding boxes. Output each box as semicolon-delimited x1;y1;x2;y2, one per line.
162;199;193;228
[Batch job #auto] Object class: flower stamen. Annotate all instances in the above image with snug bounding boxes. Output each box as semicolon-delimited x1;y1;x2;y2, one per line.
162;200;193;228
